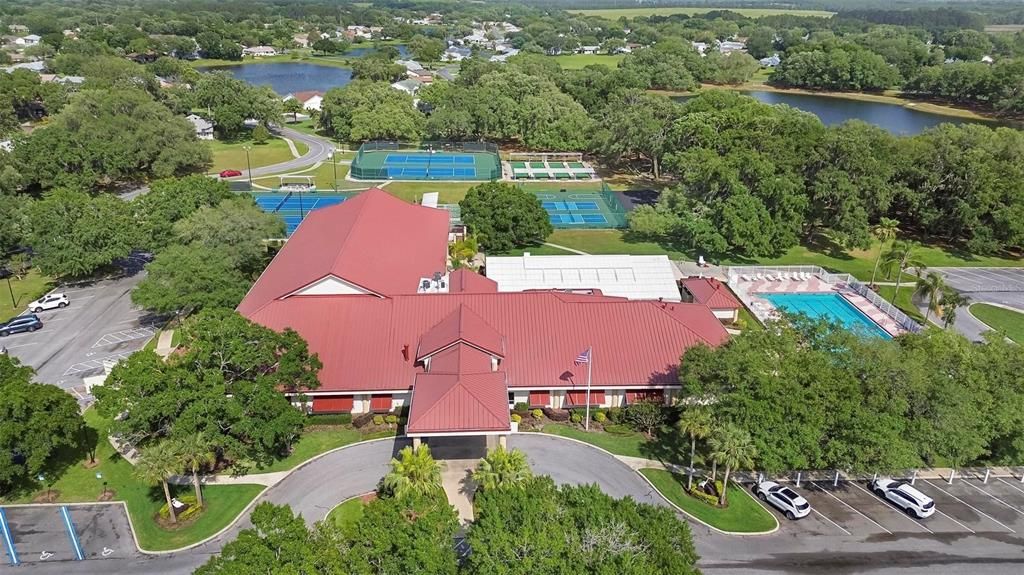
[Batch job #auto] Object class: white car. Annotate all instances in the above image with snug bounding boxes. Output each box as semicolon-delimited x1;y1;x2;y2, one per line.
755;481;811;519
28;293;69;313
870;478;935;518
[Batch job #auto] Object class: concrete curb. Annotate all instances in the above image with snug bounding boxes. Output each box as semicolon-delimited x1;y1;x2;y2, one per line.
322;492;374;524
530;431;779;536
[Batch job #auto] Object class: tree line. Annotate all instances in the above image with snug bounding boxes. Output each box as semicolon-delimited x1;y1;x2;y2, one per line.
677;316;1024;474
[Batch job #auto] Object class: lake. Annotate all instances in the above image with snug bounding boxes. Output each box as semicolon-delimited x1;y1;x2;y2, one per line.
673;90;994;134
345;44;409;58
203;62;353;95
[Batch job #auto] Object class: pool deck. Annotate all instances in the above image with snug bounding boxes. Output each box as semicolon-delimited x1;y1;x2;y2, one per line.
732;275;904;337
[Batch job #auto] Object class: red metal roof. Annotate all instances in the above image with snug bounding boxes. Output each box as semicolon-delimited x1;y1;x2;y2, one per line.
406;342;509;434
447;269;498;293
246;291;729;393
681;277;741;310
417;304;505;361
237;189;450;315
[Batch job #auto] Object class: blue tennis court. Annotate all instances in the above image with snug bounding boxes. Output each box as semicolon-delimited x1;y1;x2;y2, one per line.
381;153;478;179
253;192;351;235
542;201;600;211
549;213;608;225
351;146;501;181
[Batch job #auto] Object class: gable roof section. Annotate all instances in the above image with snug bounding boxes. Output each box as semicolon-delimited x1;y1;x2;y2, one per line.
682;277;741;310
417;304;505;360
448;269;498;293
407;369;510;434
246;291;729;393
237;189;450;315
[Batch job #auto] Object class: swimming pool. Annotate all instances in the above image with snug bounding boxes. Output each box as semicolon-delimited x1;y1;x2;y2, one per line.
761;292;892;339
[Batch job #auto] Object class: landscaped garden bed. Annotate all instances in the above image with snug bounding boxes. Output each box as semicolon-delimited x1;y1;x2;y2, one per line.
640;468;777;533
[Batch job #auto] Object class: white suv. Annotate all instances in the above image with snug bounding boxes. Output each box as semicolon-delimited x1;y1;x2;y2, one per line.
28;293;69;313
870;478;935;518
755;481;811;519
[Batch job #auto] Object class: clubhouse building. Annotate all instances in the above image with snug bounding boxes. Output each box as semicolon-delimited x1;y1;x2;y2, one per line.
238;189;729;446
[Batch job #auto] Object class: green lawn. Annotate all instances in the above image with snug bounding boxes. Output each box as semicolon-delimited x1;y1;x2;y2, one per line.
541;423;685;463
737;307;763;331
542;230;1023;281
1;410;262;551
0;268;53;322
326;497;365;530
640;469;778;533
254;427;362;473
875;285;926;323
209;137;298;173
252;161;351;191
970;303;1024;342
575;7;833;18
551;53;626;70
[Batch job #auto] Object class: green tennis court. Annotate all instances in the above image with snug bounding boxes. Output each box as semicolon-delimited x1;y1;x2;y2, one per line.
351;141;501;181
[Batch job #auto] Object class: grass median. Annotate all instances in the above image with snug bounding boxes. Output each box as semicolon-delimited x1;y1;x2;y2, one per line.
327;496;365;530
0;268;53;322
640;468;777;533
970;303;1024;342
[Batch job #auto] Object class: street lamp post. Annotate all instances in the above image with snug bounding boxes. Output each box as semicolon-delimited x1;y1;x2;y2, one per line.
38;473;50;501
1;268;15;309
96;472;108;499
243;145;253;190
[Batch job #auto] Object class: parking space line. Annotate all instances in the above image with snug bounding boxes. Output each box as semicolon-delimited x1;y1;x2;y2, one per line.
922;480;1015;534
961;480;1024;515
0;508;19;566
59;507;84;561
935;510;975;533
812;509;851;535
849;482;933;533
808;481;892;535
996;477;1024;497
2;342;38;350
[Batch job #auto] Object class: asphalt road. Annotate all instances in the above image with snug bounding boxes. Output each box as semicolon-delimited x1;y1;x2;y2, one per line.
931;267;1024;341
10;435;1024;574
4;265;162;404
245;125;334;179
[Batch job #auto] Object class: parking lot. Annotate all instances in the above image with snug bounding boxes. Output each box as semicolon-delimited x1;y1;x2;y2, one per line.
3;268;164;406
931;267;1024;341
756;474;1024;538
0;504;137;566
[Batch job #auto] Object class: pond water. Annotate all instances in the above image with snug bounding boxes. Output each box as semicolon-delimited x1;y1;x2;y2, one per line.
345;43;409;58
202;62;352;95
673;90;996;135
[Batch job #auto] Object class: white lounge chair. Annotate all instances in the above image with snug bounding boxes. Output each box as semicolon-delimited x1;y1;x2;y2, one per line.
780;272;790;280
756;273;764;280
765;274;776;281
741;274;751;281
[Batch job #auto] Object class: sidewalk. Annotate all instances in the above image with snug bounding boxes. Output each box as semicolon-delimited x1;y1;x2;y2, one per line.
154;330;175;358
168;471;286;487
440;460;477;525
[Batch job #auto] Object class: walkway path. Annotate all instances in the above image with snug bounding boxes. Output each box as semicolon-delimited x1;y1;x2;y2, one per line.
440;460;476;525
281;135;301;159
543;242;589;255
153;330;175;358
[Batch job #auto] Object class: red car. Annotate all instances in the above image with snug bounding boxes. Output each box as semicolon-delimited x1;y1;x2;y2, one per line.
219;169;242;178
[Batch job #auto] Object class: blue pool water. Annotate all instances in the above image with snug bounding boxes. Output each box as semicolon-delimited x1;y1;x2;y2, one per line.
761;292;892;339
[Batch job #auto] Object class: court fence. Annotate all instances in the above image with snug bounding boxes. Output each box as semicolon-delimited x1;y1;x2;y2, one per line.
351;140;501;181
522;182;629;229
723;264;923;334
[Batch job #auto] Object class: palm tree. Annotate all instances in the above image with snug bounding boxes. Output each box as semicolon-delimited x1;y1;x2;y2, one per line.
382;445;442;498
708;424;757;507
881;240;926;301
135;441;181;524
869;218;900;287
940;288;970;329
915;272;947;323
677;407;713;491
473;446;532;490
175;433;216;508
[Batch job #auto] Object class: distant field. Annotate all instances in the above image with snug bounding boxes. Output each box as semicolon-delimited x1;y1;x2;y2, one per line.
575;7;834;19
985;25;1024;33
551;53;626;69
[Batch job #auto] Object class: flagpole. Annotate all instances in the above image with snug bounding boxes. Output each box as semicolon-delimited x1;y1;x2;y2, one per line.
584;346;592;431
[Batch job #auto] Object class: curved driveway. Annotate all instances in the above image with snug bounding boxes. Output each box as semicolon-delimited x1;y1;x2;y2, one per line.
244;125;335;179
23;434;1024;575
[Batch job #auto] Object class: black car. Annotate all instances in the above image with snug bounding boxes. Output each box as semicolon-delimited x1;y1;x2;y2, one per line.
0;314;43;336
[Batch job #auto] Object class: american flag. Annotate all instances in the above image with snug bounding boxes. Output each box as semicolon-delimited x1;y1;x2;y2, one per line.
574;348;590;365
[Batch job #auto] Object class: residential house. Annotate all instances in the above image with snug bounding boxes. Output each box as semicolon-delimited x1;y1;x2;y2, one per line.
391;78;424;96
489;49;519;62
242;45;278;57
345;25;373;40
692;41;708;55
760;54;781;67
285;90;325;112
293;34;309;48
186;114;214;140
15;34;41;47
2;61;46;74
718;40;746;54
577;45;599;55
7;25;28;35
397;59;425;73
443;46;471;62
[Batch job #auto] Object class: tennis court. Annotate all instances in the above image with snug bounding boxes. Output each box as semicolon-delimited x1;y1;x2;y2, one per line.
253;191;353;235
530;186;629;229
351;142;501;181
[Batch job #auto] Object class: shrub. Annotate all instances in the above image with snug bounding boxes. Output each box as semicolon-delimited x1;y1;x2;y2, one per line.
593;411;607;423
308;413;352;425
398;417;407;426
687;487;719;507
513;402;529;413
603;424;635;436
606;406;623;422
397;405;411;417
385;414;398;425
531;408;543;420
372;415;385;426
625;401;667;435
352;412;375;428
251;124;269;144
159;494;202;520
511;413;522;423
570;412;583;424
